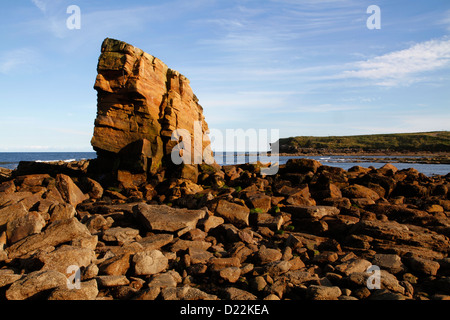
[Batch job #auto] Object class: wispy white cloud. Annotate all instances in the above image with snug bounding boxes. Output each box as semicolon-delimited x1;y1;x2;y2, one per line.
200;18;245;29
339;38;450;86
195;0;362;57
0;48;40;74
31;0;47;13
438;10;450;31
265;103;367;114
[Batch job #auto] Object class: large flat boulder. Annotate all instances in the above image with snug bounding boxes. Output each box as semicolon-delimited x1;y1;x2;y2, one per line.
5;270;67;300
282;205;340;219
6;217;91;259
133;203;206;236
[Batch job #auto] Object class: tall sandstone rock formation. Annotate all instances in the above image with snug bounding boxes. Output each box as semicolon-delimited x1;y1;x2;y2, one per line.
91;38;212;176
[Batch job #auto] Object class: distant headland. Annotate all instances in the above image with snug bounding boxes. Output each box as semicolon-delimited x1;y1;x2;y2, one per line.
276;131;450;157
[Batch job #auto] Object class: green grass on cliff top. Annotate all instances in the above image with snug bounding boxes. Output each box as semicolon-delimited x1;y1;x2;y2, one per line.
279;131;450;152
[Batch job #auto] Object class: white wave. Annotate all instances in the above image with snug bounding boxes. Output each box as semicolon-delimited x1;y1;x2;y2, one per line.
35;159;77;163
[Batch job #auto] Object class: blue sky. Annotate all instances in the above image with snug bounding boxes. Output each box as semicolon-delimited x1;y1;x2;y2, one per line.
1;0;449;151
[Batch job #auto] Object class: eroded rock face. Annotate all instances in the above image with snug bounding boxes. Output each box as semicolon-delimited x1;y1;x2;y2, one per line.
91;38;212;175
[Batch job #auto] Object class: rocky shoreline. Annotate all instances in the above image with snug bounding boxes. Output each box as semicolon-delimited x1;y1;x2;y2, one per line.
276;152;450;165
1;158;449;300
1;38;448;302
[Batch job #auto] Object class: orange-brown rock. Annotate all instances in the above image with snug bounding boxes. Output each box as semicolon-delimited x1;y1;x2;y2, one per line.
91;38;212;175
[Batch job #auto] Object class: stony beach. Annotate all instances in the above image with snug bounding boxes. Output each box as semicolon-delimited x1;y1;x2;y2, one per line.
0;157;449;301
0;38;449;301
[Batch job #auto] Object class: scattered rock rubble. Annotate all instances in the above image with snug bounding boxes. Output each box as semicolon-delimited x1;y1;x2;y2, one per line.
0;159;449;300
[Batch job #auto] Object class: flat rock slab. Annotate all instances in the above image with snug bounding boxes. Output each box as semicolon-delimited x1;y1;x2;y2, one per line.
37;245;96;274
220;287;257;300
307;285;342;300
7;211;46;244
5;270;67;300
148;271;182;289
161;286;218;300
138;233;174;251
133;203;206;236
102;226;140;244
283;205;340;219
0;202;29;227
96;275;130;287
0;269;23;288
335;258;372;276
48;279;99;300
6;217;91;259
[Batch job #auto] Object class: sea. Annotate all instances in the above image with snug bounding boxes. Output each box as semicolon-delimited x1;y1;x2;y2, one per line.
1;152;449;177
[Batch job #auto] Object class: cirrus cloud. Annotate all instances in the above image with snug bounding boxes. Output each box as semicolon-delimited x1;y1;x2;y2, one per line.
340;38;450;86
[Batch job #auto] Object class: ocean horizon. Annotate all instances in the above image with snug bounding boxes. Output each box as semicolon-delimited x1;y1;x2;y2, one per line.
1;152;449;177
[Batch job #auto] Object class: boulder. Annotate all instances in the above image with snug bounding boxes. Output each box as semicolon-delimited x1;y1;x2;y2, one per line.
256;246;282;264
48;279;98;300
148;270;182;289
98;253;131;276
102;226;140;244
55;174;88;207
245;192;272;212
342;184;380;201
282;205;340;219
209;257;241;271
80;177;104;199
312;183;342;200
405;255;440;276
15;174;51;189
346;270;405;294
284;158;322;173
49;203;76;223
15;160;90;177
189;247;214;264
335;258;372;276
6;212;46;244
307;285;342;300
133;203;206;236
133;249;169;275
0;202;29;229
96;275;130;287
220;287;257;300
170;239;211;252
0;167;13;182
0;200;31;229
0;269;23;288
0;180;16;194
350;219;449;255
214;200;250;227
198;215;224;232
37;245;96;274
5;270;67;300
218;267;241;283
6;217;91;259
372;253;405;274
138;233;174;251
160;286;218;300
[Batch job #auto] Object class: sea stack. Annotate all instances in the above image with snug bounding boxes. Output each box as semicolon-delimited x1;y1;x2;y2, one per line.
91;38;212;177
